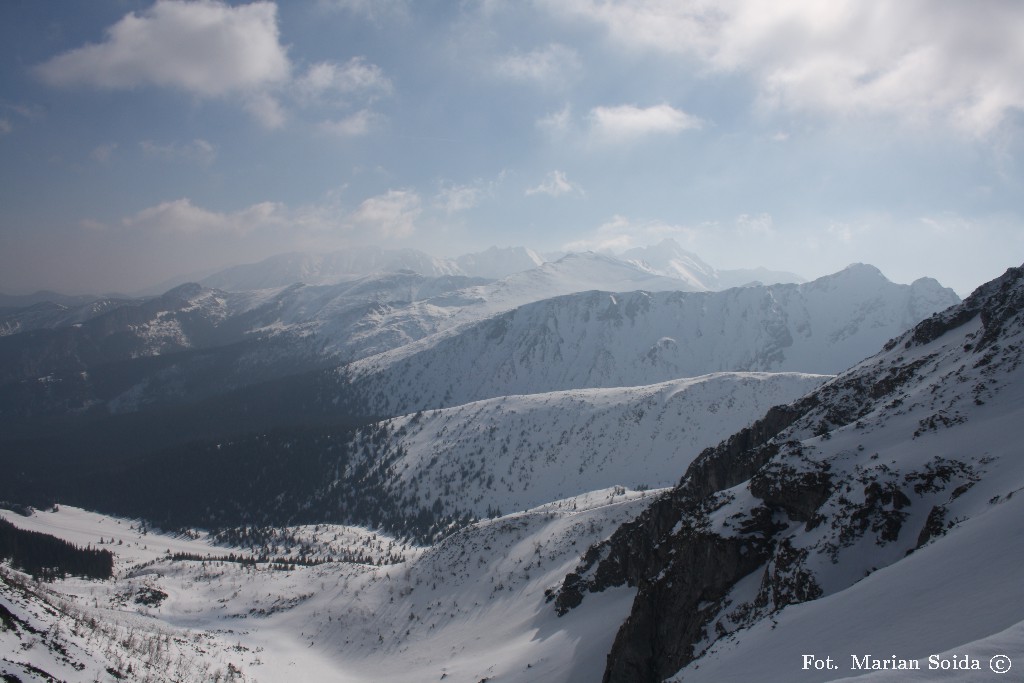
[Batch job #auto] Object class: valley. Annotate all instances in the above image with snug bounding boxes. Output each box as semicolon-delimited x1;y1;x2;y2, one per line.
2;247;1020;683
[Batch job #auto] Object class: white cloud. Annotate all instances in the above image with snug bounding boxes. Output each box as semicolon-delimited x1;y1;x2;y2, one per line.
79;218;108;232
526;170;584;197
919;212;975;235
319;110;379;137
1;102;44;120
543;0;1024;136
0;119;11;135
434;172;507;214
539;0;724;59
562;214;699;253
297;58;392;101
736;212;775;236
32;3;398;130
348;189;421;238
297;60;391;135
35;1;289;97
118;188;423;243
826;220;870;245
589;103;702;141
494;43;580;86
243;92;287;129
536;105;572;135
318;0;409;22
140;138;216;165
436;184;482;214
123;198;286;235
91;143;118;163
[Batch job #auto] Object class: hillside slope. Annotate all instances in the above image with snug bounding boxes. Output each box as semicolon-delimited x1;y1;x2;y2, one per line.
0;491;655;683
554;264;1024;682
346;372;828;519
351;264;959;414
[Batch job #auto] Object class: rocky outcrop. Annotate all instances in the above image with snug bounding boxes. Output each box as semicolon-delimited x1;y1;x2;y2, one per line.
601;521;776;683
554;400;811;617
677;403;810;500
749;459;832;525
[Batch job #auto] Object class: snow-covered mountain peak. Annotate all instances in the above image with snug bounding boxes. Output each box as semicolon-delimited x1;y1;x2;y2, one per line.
159;281;207;302
811;261;888;287
454;245;545;279
534;250;705;291
621;239;717;290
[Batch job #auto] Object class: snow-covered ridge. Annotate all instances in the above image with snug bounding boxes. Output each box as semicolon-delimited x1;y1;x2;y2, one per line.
2;253;955;412
240;252;701;359
190;240;804;294
197;245;548;292
349;264;960;414
621;238;805;290
351;372;828;519
454;245;545;279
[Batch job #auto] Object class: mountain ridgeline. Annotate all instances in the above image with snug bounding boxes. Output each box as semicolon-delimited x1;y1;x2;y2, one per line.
554;263;1024;682
0;256;956;426
349;264;958;415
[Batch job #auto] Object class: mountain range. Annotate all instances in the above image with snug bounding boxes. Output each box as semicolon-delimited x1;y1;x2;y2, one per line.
0;248;956;421
189;240;801;293
349;263;957;414
3;245;1018;683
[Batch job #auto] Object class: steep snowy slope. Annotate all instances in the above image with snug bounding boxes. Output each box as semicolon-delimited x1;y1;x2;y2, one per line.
350;264;959;415
554;264;1024;682
621;238;804;289
454;245;546;278
344;372;828;520
621;240;719;290
235;271;490;359
475;250;704;307
240;252;697;359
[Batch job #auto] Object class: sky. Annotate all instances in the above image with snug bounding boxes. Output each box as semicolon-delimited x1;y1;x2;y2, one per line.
1;0;1022;297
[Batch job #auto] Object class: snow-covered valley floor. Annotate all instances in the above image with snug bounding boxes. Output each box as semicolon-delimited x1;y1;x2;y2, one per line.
1;490;655;683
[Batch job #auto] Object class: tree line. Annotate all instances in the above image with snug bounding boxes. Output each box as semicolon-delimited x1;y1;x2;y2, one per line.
0;517;113;580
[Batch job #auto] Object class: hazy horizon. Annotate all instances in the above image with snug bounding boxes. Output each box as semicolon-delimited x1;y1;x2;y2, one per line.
2;1;1022;298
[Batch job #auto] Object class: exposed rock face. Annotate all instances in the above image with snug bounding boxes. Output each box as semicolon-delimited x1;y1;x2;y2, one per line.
553;403;810;619
601;522;775;683
749;459;832;525
677;403;810;500
553;264;1024;683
